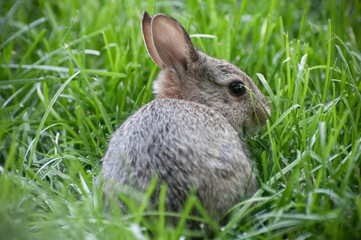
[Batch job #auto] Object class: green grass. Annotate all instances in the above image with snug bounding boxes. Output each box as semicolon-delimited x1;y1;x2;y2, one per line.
1;0;361;239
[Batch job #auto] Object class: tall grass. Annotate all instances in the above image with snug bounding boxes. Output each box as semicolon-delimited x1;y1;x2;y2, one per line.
1;0;360;239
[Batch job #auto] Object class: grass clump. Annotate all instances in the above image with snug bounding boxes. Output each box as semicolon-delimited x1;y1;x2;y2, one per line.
1;0;360;239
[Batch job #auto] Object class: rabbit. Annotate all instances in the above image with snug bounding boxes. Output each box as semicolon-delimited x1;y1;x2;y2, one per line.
101;11;271;223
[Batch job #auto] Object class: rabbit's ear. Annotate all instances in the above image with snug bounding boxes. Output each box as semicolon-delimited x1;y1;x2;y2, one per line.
142;12;165;68
151;14;198;70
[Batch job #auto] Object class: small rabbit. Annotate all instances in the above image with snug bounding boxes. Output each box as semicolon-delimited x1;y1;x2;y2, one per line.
102;12;271;223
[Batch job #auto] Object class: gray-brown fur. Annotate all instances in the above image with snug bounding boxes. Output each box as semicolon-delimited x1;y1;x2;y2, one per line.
102;12;271;222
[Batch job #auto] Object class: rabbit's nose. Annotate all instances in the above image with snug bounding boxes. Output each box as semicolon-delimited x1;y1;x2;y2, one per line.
264;104;271;119
253;102;271;126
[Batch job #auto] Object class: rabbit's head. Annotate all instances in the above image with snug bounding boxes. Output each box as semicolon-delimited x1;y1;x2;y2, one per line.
142;12;271;133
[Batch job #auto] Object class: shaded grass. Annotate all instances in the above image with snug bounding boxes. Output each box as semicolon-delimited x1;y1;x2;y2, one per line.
1;0;361;239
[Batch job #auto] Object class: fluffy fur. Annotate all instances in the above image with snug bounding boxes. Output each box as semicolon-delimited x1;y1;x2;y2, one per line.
102;12;271;222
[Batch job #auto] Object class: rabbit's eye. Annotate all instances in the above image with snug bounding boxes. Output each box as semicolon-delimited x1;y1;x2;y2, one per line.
229;81;246;96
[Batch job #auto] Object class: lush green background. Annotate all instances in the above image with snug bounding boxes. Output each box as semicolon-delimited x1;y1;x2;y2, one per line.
1;0;360;239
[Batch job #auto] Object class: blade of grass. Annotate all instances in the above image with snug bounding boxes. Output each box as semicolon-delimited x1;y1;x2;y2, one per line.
62;45;113;134
0;17;47;51
26;71;80;167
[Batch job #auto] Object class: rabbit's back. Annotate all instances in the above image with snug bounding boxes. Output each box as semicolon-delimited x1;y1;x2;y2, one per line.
102;98;257;220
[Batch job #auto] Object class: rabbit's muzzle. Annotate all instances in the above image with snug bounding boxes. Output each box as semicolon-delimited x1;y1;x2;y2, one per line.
252;101;271;127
